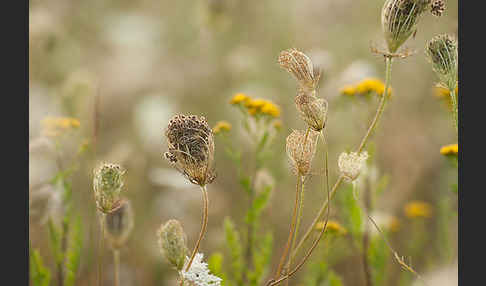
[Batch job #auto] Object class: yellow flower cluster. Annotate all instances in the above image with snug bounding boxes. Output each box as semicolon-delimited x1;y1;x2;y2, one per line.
404;201;432;219
315;220;347;235
440;143;458;156
41;116;80;137
434;84;459;110
212;120;232;134
340;78;392;97
230;93;281;118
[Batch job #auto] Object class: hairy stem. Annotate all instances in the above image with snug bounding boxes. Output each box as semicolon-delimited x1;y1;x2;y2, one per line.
449;88;458;134
185;185;209;271
113;249;120;286
290;56;394;261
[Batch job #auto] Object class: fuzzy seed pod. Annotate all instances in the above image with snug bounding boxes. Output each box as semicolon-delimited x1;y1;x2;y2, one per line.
338;151;369;182
164;114;216;186
430;0;445;17
104;199;134;249
381;0;432;53
157;219;189;271
286;129;320;177
295;92;328;132
93;163;126;213
425;34;458;90
278;49;321;93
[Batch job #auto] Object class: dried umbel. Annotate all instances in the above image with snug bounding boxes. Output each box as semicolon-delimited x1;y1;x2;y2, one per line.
93;163;126;213
430;0;445;17
104;199;134;249
286;129;319;177
278;49;321;93
425;34;458;90
295;92;328;132
157;219;189;271
164;114;216;186
338;151;369;182
381;0;433;53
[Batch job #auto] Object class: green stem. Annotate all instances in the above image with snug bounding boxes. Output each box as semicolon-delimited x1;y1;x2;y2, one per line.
449;88;458;134
185;186;209;272
98;213;105;286
113;250;120;286
289;56;394;262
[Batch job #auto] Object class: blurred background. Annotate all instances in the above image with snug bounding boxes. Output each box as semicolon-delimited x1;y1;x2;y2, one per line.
29;0;458;285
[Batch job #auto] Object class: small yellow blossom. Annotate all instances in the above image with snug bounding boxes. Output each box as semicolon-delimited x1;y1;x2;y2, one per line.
41;116;80;137
340;85;357;96
404;201;432;219
315;220;347;235
273;120;282;130
440;143;458;156
230;93;250;105
356;78;392;97
245;98;267;109
389;216;401;232
261;102;281;118
212;121;232;134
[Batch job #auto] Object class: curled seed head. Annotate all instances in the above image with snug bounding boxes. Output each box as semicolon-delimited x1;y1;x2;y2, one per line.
93;163;126;213
104;199;134;249
338;151;369;182
278;49;321;92
430;0;445;17
425;34;458;90
157;219;188;271
381;0;431;53
295;92;328;132
286;129;320;177
164;114;216;186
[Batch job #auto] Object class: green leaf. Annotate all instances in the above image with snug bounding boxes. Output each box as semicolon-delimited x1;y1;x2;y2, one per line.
328;270;344;286
248;231;273;286
368;236;388;286
48;218;64;265
245;186;272;226
30;248;51;286
224;217;244;286
239;175;253;195
64;215;83;286
341;185;363;244
375;174;390;196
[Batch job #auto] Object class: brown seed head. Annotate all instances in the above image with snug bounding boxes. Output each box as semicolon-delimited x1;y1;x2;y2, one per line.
295;92;328;132
104;199;134;249
430;0;445;17
164;114;216;186
425;34;458;90
278;49;320;92
286;129;319;177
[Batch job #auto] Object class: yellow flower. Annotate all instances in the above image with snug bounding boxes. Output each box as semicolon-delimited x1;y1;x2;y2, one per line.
245;98;267;109
356;78;392;97
230;93;250;105
440;143;458;156
404;201;432;219
340;85;357;96
41;116;81;137
389;216;401;232
315;220;347;235
261;101;281;118
273;120;282;130
212;121;232;134
247;107;258;116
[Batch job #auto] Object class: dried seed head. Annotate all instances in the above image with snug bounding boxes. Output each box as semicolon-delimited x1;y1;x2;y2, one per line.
430;0;445;17
425;34;458;90
157;219;188;271
381;0;431;53
104;199;134;249
278;49;320;92
164;114;216;186
93;163;126;213
295;92;328;132
286;129;320;177
338;151;369;182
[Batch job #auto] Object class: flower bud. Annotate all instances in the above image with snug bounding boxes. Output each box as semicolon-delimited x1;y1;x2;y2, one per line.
338;151;369;182
104;199;134;249
93;163;126;213
286;129;319;177
295;92;328;132
425;34;458;90
157;219;188;271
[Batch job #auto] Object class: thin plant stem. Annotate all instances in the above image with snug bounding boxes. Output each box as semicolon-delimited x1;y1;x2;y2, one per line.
185;185;209;272
449;88;458;134
98;213;106;286
362;178;373;286
290;56;394;262
113;249;120;286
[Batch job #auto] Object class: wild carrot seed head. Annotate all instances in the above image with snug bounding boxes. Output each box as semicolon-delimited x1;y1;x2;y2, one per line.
93;162;126;213
286;129;319;177
295;92;328;132
425;34;458;90
338;151;369;182
278;48;320;93
430;0;445;17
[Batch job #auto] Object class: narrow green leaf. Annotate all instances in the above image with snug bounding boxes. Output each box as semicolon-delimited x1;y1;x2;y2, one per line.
64;215;83;286
30;248;51;286
224;217;244;286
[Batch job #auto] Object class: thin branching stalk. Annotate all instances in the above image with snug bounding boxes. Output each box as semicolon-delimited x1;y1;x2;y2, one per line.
290;56;394;261
113;249;120;286
185;185;209;272
449;88;458;134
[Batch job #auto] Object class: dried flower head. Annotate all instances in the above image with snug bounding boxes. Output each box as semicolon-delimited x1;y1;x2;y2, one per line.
338;151;369;182
181;252;222;286
286;129;319;177
278;48;320;92
382;0;432;53
425;34;458;90
104;199;134;249
404;201;432;218
430;0;445;17
295;92;328;132
93;163;126;213
164;114;216;186
157;219;189;271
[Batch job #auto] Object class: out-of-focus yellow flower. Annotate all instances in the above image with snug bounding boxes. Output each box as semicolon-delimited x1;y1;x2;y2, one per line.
212;121;232;134
434;84;458;111
41;116;80;137
261;102;281;118
340;78;392;97
245;98;267;109
340;85;357;96
315;220;347;235
389;216;401;232
440;143;458;156
404;201;432;219
247;107;258;116
230;93;250;105
273;120;282;130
